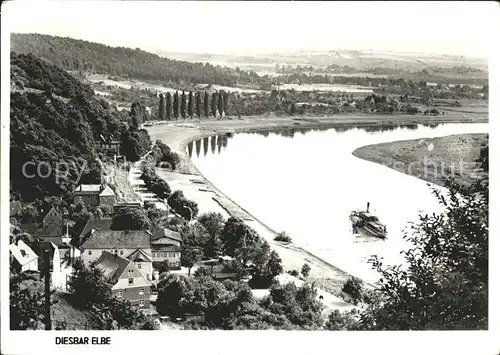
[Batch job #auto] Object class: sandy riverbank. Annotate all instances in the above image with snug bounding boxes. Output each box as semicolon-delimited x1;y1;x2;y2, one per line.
146;114;487;297
353;133;488;188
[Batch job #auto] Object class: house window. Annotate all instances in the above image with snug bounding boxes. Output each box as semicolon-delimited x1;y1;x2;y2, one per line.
139;288;144;295
128;269;133;274
128;278;134;285
88;250;92;255
114;250;118;255
139;300;145;307
116;291;123;298
137;263;141;269
120;250;123;255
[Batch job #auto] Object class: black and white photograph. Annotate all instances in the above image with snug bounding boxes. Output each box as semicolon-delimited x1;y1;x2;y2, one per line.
1;1;498;354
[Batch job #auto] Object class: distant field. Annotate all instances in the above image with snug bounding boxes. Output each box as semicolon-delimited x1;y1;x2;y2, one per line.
198;84;263;94
87;74;178;93
280;83;374;93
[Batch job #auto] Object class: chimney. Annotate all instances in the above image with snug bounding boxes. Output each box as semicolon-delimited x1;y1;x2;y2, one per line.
366;202;370;213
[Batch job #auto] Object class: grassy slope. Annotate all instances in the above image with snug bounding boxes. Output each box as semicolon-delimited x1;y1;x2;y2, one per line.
353;133;488;187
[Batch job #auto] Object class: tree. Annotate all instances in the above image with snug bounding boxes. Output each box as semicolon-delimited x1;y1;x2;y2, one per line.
149;178;171;199
264;282;324;329
180;91;187;119
221;217;260;258
120;129;152;162
325;309;361;330
223;91;229;116
20;204;39;224
211;92;218;117
476;138;488;173
111;207;152;231
173;91;179;119
274;231;292;243
10;270;56;330
130;102;147;129
181;247;203;276
195;92;201;118
290;102;296;115
204;91;209;118
156;274;192;317
197;212;225;258
158;93;165;120
168;190;199;221
301;263;311;278
266;251;284;279
217;90;224;117
250;243;283;288
188;91;194;119
341;276;364;304
165;92;172;120
68;261;113;308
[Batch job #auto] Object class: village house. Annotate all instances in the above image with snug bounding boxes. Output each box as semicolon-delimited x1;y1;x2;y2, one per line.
151;227;182;270
97;134;120;157
42;206;63;233
93;251;151;309
19;206;77;267
9;239;38;272
127;248;153;280
73;184;115;211
80;229;153;279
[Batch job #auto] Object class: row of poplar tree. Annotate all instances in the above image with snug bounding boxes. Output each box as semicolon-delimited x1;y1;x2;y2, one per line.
158;91;230;120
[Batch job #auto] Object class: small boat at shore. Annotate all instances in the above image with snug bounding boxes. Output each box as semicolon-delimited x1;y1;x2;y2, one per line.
349;202;387;239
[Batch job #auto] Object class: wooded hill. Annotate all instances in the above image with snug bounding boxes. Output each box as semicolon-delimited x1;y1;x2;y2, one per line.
11;33;265;87
10;52;148;202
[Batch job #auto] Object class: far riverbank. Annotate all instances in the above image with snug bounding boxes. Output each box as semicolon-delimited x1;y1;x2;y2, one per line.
353;133;488;187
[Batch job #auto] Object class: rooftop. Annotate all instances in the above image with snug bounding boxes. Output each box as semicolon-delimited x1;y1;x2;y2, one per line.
152;227;182;243
128;248;153;262
74;184;102;193
78;218;114;246
99;185;115;197
94;251;133;285
10;240;38;266
152;245;181;253
81;230;151;250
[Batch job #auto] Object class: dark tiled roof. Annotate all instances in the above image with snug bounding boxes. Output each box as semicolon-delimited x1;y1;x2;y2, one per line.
81;230;151;249
78;219;113;246
20;223;63;238
39;236;70;248
127;248;153;262
152;227;182;242
152;245;181;252
94;251;132;285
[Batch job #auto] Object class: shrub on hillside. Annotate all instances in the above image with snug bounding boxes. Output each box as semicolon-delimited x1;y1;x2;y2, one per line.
341;276;364;304
274;231;292;243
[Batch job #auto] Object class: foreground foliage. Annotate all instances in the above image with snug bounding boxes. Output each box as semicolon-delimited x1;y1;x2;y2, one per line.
156;275;324;330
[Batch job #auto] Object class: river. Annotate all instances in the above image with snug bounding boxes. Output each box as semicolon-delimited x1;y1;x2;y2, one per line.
188;123;488;283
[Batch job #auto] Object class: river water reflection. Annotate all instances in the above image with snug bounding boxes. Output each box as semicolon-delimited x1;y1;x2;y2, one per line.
189;123;488;283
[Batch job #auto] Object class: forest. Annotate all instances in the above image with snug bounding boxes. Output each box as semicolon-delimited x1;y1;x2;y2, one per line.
10;52;150;202
11;33;265;87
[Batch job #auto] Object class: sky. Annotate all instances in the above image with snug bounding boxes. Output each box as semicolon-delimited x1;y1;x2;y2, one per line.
3;1;498;58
